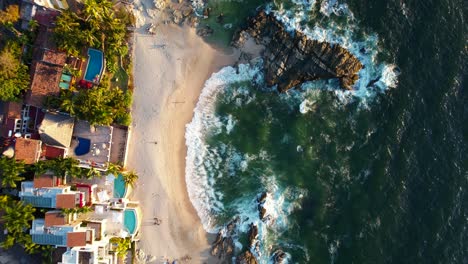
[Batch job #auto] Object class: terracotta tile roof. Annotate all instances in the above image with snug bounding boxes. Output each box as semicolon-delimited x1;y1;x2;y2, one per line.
26;61;62;108
38;113;74;148
33;174;58;188
42;145;66;159
14;138;42;164
44;211;66;227
66;232;87;247
56;194;77;209
41;49;67;66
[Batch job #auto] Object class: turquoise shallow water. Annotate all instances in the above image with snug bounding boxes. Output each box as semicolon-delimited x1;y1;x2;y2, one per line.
186;0;467;263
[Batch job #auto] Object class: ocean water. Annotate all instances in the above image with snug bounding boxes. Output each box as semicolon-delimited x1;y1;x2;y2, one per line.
186;0;467;263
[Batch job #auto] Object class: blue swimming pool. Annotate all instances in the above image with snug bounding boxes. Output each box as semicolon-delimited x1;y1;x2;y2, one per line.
113;174;127;198
74;137;91;156
124;209;137;235
84;48;104;83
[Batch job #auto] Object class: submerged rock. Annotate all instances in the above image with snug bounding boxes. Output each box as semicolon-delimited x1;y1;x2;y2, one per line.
236;250;258;264
247;223;258;247
211;218;238;260
271;249;288;264
257;192;268;221
233;10;363;92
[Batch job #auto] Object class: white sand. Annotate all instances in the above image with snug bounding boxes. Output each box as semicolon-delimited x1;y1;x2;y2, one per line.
126;23;238;263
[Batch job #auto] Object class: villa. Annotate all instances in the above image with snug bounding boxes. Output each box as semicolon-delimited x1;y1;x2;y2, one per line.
20;172;141;263
19;181;85;209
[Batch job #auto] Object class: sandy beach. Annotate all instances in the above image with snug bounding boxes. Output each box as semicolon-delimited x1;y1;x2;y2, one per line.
126;22;237;263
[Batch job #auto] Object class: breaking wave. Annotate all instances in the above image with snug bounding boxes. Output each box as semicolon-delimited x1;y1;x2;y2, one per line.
186;0;400;262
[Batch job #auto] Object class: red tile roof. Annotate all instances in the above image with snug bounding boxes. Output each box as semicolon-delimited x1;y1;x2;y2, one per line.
14;138;42;164
42;145;66;159
41;49;67;66
66;232;87;247
44;211;66;227
26;61;62;108
56;194;77;209
33;174;59;188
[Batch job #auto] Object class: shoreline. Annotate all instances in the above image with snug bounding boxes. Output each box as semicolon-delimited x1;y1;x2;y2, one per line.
126;22;238;262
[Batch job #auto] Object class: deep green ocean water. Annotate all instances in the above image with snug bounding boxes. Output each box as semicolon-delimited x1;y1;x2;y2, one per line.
186;0;467;263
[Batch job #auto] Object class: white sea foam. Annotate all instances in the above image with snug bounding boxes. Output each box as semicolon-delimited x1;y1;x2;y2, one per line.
185;64;262;232
186;0;400;262
186;63;307;262
266;0;399;107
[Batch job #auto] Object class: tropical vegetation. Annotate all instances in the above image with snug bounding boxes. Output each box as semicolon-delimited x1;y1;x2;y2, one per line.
61;206;93;216
122;170;138;187
0;156;25;188
0;195;53;259
0;41;30;101
110;237;131;257
46;86;132;126
53;0;134;73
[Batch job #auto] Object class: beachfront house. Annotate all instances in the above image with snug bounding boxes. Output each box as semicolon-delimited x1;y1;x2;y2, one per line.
19;177;85;208
31;210;118;264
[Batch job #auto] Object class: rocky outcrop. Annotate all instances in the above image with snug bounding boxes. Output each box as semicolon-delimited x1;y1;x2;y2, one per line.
247;223;258;247
236;223;260;264
233;10;362;92
271;249;288;264
236;250;258;264
211;218;238;260
257;192;268;221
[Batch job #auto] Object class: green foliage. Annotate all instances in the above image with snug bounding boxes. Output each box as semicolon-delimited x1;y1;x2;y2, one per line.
56;86;132;126
53;0;132;63
0;42;30;101
122;170;138;187
0;197;35;249
106;162;123;176
61;206;93;216
110;237;131;257
0;5;20;25
0;156;25;188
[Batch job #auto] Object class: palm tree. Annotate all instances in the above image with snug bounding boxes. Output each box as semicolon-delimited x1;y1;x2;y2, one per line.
122;170;138;187
84;167;101;179
60;97;76;115
51;157;79;176
32;160;49;175
106;162;123;176
110;237;131;257
1;200;35;249
0;157;25;188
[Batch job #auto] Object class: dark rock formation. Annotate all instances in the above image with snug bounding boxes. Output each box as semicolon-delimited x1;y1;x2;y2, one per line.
211;218;238;260
257;192;268;221
233;10;362;92
271;249;288;264
236;251;258;264
236;250;258;264
247;223;258;247
197;25;214;37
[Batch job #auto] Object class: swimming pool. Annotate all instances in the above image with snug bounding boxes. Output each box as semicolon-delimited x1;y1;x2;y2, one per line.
124;209;137;235
74;137;91;156
84;48;104;83
113;174;127;198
